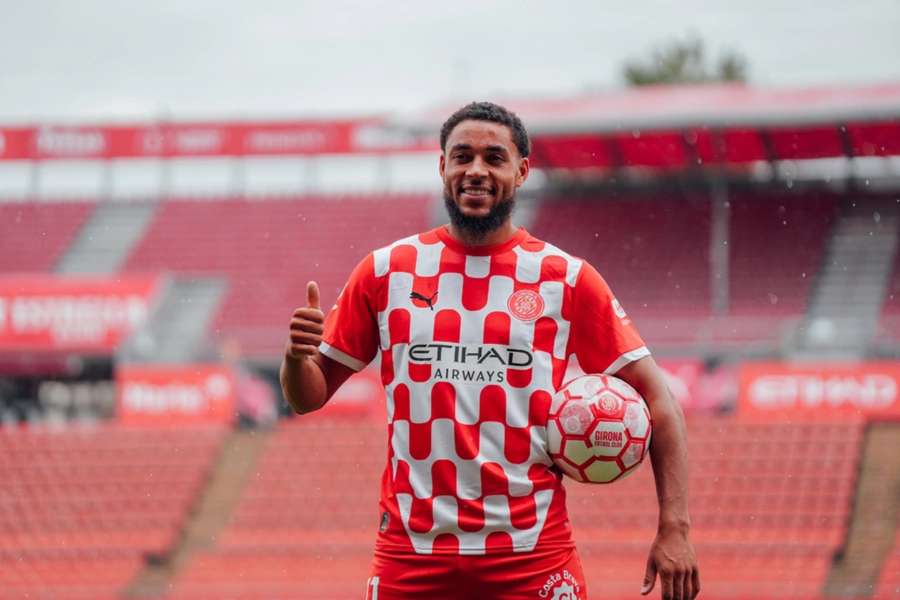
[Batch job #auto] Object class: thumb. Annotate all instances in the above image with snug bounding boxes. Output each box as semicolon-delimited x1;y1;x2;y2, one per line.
307;281;320;310
641;555;657;595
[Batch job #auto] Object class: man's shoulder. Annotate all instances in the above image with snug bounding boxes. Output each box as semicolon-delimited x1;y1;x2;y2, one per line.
517;231;589;285
368;228;442;277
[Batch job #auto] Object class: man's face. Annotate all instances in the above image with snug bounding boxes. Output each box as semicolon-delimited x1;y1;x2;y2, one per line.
439;119;529;236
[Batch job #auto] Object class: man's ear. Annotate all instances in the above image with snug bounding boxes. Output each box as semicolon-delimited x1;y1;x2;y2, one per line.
439;153;446;178
516;157;530;187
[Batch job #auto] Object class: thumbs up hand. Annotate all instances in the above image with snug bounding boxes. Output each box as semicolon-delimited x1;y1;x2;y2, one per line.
286;281;325;360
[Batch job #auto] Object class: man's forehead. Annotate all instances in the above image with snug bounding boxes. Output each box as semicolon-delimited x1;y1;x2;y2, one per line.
446;120;516;151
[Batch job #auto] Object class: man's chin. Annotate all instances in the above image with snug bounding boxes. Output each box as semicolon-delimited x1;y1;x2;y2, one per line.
444;194;514;239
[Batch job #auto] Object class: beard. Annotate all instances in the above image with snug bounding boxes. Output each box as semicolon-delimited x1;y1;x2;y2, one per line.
443;193;515;240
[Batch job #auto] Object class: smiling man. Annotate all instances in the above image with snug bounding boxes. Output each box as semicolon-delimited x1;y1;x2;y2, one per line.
281;102;700;600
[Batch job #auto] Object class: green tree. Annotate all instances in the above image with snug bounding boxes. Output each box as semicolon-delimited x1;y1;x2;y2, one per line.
623;36;748;86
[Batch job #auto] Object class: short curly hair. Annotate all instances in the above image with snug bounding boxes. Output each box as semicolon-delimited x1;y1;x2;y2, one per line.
439;101;530;159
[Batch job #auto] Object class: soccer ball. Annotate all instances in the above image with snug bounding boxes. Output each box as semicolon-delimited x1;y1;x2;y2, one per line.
547;374;652;484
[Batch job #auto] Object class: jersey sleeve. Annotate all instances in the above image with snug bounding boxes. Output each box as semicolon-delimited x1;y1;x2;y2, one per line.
319;253;380;372
568;262;650;375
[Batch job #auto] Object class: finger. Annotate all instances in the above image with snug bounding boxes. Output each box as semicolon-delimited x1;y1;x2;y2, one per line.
307;281;320;309
640;556;657;595
289;331;322;346
673;571;685;600
692;568;700;599
290;318;325;334
293;305;324;320
288;344;319;358
660;569;674;600
682;570;692;600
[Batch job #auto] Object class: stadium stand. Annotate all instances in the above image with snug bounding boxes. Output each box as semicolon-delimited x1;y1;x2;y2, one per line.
727;191;838;318
167;419;384;600
0;425;225;599
529;193;712;349
874;531;900;599
569;418;864;599
530;190;840;350
122;195;431;358
0;202;94;273
164;417;863;600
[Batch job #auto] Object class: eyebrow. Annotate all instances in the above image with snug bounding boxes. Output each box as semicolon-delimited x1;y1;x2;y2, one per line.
449;143;510;154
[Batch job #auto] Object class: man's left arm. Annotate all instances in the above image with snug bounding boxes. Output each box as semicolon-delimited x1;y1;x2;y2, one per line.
616;355;700;600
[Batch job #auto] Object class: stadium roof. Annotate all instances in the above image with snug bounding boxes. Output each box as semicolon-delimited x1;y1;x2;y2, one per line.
399;82;900;170
401;82;900;134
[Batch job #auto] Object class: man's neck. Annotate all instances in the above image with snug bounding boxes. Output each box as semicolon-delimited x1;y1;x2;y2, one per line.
446;221;517;247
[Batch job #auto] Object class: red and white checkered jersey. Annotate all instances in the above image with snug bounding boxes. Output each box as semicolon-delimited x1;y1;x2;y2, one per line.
320;226;648;556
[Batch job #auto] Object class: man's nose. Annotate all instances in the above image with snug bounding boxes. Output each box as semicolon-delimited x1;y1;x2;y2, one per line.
465;157;488;178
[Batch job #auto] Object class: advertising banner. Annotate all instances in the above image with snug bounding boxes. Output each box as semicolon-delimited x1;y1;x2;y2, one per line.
0;276;161;353
0;120;435;161
739;362;900;419
117;364;235;424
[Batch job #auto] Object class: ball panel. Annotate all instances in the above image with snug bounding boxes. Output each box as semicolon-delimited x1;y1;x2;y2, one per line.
560;403;592;435
621;440;646;469
561;438;592;467
624;400;650;438
583;459;623;484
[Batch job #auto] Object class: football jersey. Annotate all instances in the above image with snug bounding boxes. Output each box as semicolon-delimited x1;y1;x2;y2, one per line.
320;226;648;556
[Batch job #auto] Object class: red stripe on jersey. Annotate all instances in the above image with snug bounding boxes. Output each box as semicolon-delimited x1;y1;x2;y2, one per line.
431;460;457;497
503;427;531;464
506;367;532;388
430;382;456;420
484;531;515;554
454;423;480;460
433;309;460;342
532;316;558;355
482;311;511;345
392;384;410;421
457;499;485;532
480;462;510;496
508;495;539;530
408;422;432;460
478;386;507;423
388;309;410;346
390;244;418;273
528;390;552;427
408;497;434;533
381;348;395;386
461;276;491;311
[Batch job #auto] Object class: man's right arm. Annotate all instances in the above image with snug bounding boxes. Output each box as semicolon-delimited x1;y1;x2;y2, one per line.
280;281;355;414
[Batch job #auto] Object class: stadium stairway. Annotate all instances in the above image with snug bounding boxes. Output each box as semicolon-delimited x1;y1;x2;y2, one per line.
55;201;158;274
119;277;228;363
792;199;899;359
125;428;270;599
825;422;900;598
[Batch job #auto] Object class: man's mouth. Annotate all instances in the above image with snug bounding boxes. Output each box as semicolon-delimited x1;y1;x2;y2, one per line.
459;186;494;198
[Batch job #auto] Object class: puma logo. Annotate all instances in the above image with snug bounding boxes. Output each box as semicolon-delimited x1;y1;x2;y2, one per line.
410;290;438;311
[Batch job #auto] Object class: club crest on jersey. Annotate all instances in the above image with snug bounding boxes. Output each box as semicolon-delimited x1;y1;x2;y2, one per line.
507;289;544;322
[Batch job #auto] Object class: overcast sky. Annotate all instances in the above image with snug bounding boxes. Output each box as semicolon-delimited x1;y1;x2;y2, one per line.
2;0;899;124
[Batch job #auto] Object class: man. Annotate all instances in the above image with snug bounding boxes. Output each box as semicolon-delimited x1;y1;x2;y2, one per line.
281;102;699;600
